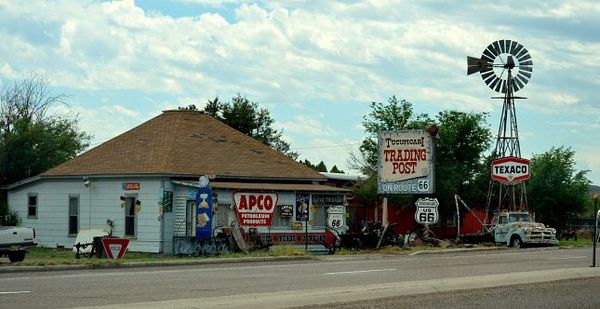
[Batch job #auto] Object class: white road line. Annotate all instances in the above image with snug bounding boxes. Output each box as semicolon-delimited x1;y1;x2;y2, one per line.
0;290;30;295
325;268;396;275
547;256;586;260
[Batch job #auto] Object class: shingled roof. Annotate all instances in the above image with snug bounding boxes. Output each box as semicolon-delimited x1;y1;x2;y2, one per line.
42;110;325;181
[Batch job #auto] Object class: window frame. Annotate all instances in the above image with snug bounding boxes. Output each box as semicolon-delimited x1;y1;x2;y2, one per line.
68;194;80;236
123;195;138;238
27;193;38;219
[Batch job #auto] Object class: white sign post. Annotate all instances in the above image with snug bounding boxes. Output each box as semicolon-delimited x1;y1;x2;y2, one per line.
415;198;439;225
327;205;345;230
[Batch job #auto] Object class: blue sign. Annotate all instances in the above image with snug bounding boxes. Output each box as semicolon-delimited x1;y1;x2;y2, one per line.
296;193;309;222
195;185;212;240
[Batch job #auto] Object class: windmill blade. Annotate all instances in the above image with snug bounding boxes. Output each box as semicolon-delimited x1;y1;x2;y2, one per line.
518;70;532;79
519;65;532;72
519;60;533;66
516;73;529;85
514;76;525;91
505;40;513;54
509;41;518;55
499;39;507;53
486;42;499;56
513;43;524;57
516;47;529;59
488;76;501;90
495;79;504;92
481;70;495;81
501;80;507;93
518;52;531;61
493;41;503;57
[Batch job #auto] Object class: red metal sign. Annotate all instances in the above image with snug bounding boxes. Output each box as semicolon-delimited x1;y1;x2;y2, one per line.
122;182;140;191
101;238;130;259
233;192;278;226
491;156;530;184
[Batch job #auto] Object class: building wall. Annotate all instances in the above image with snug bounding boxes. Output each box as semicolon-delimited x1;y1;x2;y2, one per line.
172;184;341;236
8;177;165;252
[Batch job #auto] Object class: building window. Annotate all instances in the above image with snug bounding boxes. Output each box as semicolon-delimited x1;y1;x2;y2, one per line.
27;194;37;218
69;195;79;235
314;206;326;227
186;200;196;237
124;197;137;237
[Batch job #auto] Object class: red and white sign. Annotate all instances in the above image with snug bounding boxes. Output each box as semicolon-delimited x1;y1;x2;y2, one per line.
491;156;530;184
233;192;278;226
101;238;130;259
122;182;140;191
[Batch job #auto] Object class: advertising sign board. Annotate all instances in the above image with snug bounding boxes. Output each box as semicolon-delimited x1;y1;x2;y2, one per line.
234;192;278;226
122;182;140;191
414;198;439;225
378;130;434;194
491;156;530;184
195;184;212;240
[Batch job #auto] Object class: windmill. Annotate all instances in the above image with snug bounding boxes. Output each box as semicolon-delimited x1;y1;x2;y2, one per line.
467;40;533;219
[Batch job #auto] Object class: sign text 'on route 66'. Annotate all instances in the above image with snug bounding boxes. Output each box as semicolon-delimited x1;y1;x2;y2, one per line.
414;198;439;225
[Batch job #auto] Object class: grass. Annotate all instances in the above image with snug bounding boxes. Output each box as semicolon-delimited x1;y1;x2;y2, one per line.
5;238;592;267
2;244;308;267
558;237;594;248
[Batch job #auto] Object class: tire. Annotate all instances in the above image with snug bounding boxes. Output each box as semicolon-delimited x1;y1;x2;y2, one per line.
511;236;522;249
8;251;26;263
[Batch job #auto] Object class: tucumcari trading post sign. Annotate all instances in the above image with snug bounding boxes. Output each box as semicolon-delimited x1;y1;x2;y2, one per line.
377;130;435;194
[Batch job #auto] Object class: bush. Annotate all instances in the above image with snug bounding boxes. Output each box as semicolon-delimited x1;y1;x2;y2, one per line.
0;201;21;226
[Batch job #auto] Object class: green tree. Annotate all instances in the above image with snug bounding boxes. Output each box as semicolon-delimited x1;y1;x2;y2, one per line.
351;96;431;175
316;161;328;172
330;165;344;173
352;96;492;215
527;146;591;231
0;74;91;224
203;94;298;160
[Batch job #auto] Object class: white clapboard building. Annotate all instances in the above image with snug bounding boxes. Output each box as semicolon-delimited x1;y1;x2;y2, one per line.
7;110;349;253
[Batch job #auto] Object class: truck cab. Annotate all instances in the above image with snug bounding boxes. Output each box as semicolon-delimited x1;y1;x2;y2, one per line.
493;211;558;248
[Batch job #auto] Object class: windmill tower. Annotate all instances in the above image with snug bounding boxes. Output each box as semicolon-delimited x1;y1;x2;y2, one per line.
467;40;533;218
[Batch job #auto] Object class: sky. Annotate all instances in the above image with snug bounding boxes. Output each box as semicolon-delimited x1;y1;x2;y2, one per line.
0;0;599;184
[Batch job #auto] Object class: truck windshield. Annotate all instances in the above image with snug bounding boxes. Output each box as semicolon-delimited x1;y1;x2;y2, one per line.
509;214;531;223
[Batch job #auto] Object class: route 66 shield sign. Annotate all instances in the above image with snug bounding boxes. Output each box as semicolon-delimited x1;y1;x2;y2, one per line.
415;198;439;225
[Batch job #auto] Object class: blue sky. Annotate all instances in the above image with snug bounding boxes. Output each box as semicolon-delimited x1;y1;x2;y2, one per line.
1;0;599;184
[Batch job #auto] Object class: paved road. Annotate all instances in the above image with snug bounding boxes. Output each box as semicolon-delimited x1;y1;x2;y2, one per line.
293;277;600;309
0;247;598;308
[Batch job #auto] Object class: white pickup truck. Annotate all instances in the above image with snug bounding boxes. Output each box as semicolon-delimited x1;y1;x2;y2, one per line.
0;226;37;262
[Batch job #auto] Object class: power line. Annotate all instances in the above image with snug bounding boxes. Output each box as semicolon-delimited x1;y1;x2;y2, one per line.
292;142;361;150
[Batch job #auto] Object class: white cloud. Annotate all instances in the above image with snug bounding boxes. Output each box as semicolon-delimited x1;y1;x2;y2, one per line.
278;115;340;138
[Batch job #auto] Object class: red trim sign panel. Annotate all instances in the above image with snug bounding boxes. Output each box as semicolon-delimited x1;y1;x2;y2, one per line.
234;193;278;226
122;182;140;191
101;238;130;259
491;156;530;184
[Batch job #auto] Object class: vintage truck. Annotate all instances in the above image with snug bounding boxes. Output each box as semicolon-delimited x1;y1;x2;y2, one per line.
0;226;37;262
493;211;558;248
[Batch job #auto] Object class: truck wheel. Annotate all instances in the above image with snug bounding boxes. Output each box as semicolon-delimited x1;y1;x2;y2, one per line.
511;236;522;249
8;251;26;262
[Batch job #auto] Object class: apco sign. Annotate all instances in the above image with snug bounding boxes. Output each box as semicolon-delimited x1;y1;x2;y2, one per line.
378;130;434;194
491;156;530;184
234;193;278;226
415;198;439;225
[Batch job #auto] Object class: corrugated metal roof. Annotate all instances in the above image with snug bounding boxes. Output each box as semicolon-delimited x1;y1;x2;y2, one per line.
173;180;351;192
